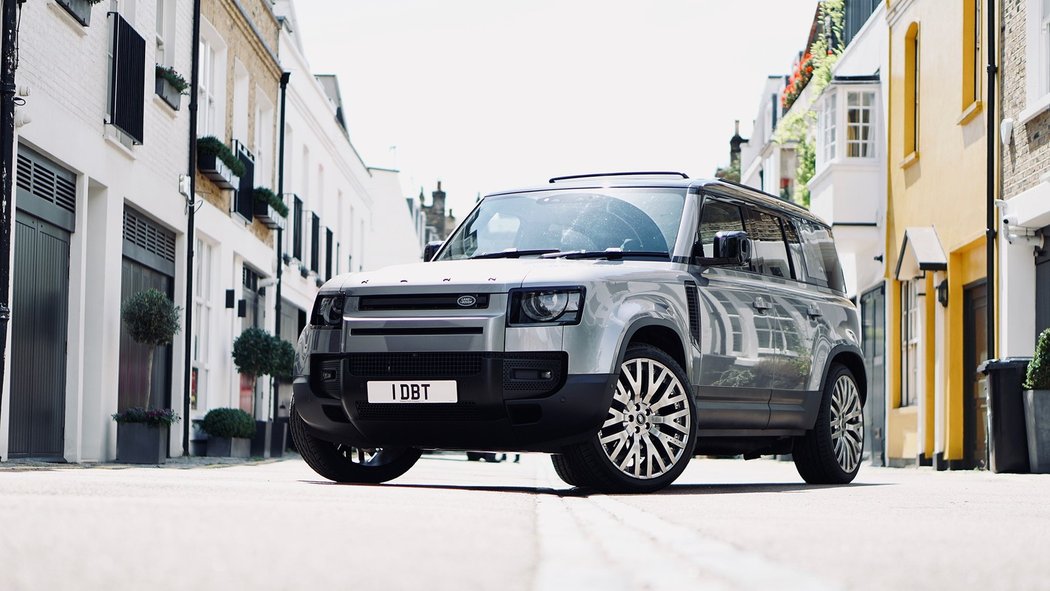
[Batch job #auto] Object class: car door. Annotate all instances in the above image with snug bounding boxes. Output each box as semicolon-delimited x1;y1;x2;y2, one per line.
692;195;773;430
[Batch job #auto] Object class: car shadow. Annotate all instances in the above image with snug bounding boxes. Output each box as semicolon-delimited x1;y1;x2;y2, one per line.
299;480;889;498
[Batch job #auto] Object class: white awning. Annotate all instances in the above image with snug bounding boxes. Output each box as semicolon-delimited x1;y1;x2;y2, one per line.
895;226;947;280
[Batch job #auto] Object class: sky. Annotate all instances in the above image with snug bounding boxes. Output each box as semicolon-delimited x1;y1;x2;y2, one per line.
293;0;821;218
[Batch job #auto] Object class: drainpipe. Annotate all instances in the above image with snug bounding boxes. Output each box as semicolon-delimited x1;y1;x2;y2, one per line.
0;0;23;445
182;0;203;456
986;0;998;361
273;70;289;423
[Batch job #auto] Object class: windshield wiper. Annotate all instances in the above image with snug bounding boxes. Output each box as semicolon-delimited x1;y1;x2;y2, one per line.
544;248;670;261
470;248;562;259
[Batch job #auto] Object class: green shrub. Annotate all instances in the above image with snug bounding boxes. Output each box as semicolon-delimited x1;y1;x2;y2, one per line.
233;327;275;380
201;408;255;439
196;136;246;177
155;65;189;94
272;338;296;381
112;407;180;427
1024;328;1050;390
254;187;289;218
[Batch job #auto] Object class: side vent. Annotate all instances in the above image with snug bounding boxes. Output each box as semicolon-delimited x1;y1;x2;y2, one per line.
684;281;700;344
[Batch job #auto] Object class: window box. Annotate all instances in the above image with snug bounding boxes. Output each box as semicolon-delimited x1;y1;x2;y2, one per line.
299;264;309;278
155;76;182;110
254;201;282;229
57;0;97;27
253;187;286;230
197;151;240;190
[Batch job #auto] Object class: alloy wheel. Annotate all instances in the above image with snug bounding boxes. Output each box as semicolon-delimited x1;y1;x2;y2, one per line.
830;374;864;474
597;357;691;480
334;445;406;468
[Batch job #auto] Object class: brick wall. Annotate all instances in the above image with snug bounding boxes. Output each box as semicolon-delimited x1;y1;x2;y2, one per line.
1002;0;1050;199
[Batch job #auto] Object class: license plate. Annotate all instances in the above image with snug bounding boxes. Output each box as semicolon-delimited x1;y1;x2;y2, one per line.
366;381;458;404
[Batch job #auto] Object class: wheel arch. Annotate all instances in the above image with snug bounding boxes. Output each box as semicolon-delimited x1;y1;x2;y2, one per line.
618;319;688;374
823;345;867;405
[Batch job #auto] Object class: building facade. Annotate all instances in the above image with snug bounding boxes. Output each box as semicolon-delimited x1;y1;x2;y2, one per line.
885;0;991;469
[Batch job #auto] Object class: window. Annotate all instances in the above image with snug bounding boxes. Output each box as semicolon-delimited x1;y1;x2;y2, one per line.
293;197;303;260
697;198;745;257
154;0;175;66
232;61;249;145
782;217;805;279
820;91;837;164
310;213;320;273
962;0;981;111
901;280;920;407
325;228;333;280
846;91;876;158
109;13;146;144
745;209;791;279
797;219;846;292
191;238;213;411
904;23;920;159
197;20;226;138
254;92;274;189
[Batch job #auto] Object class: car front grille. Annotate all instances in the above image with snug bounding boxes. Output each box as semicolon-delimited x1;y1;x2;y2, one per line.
348;352;492;378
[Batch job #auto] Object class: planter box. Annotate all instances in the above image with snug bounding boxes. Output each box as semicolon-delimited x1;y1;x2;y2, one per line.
270;418;288;458
197;151;240;190
1024;389;1050;473
206;436;251;458
253;200;282;229
155;76;182;110
250;420;272;458
116;422;168;465
57;0;93;26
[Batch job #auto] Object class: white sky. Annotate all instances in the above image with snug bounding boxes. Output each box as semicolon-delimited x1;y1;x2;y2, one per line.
293;0;820;218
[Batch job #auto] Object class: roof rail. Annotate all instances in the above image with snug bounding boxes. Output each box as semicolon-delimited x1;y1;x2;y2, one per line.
548;171;690;183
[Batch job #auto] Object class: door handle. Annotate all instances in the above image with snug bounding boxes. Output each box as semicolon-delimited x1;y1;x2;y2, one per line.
807;304;823;318
752;297;772;311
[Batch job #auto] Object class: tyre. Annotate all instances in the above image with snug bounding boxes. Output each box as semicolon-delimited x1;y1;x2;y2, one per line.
559;344;697;493
551;453;583;487
290;403;421;483
793;364;864;484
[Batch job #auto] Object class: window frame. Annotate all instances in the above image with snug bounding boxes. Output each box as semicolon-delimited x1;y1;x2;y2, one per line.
820;90;838;165
900;280;920;408
196;20;226;140
902;22;920;166
846;90;876;158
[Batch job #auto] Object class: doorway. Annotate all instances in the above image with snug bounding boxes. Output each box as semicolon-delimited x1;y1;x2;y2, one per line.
963;281;989;469
860;284;886;466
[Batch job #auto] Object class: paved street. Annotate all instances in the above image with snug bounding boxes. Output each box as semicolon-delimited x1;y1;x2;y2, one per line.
1;454;1048;591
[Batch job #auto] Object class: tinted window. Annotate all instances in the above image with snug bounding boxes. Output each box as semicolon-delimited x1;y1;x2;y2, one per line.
782;217;805;280
798;219;846;292
697;199;745;257
745;209;791;279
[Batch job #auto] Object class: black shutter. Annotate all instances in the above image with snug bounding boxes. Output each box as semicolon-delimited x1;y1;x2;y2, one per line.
235;142;255;220
310;213;320;273
325;228;333;279
293;197;303;259
109;13;145;144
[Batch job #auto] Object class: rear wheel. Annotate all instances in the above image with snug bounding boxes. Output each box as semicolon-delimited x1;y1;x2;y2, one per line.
557;344;697;493
290;403;421;483
793;364;864;484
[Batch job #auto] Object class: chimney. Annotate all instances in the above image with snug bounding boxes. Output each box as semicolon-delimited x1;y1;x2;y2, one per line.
432;181;446;214
729;120;747;168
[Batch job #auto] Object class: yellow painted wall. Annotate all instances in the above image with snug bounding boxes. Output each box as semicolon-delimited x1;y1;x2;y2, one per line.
885;0;990;461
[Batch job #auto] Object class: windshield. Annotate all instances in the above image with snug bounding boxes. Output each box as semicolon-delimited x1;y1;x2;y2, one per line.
436;188;687;260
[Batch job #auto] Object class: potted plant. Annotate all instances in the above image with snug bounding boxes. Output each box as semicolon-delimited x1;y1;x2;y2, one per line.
299;263;309;278
233;327;278;456
1023;328;1050;473
155;65;189;110
196;136;245;190
112;408;180;464
253;187;288;229
57;0;103;27
201;408;254;457
269;338;296;457
114;289;182;464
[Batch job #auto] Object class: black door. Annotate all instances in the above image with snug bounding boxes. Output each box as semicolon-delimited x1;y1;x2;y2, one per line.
117;259;175;411
860;284;886;466
963;281;989;469
1036;226;1050;337
8;213;70;459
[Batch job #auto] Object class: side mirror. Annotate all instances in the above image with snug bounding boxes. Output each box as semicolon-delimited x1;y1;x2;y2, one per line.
422;241;443;262
713;231;751;266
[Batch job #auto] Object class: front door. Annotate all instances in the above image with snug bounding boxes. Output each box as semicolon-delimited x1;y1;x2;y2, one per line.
963;281;989;469
8;212;70;459
860;285;886;466
1036;226;1050;337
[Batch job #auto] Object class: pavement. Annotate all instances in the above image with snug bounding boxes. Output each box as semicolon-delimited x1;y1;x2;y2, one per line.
1;453;1048;591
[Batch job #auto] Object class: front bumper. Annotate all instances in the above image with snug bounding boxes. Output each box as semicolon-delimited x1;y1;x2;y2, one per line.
292;351;615;452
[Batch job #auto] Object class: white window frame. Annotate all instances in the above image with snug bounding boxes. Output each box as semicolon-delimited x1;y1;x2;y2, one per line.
901;280;920;407
154;0;175;66
820;90;838;165
197;19;226;139
254;89;274;189
846;90;876;158
192;237;215;411
1022;0;1050;121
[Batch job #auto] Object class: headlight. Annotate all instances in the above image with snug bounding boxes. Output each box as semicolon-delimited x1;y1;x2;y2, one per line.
311;294;345;327
509;288;584;326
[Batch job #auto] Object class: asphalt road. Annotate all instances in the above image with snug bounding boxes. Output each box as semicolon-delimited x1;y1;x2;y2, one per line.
1;454;1048;591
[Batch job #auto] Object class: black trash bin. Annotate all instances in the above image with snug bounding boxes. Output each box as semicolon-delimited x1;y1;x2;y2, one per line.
978;357;1032;473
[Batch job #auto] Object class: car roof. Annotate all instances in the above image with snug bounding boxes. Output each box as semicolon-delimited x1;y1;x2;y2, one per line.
484;174;825;226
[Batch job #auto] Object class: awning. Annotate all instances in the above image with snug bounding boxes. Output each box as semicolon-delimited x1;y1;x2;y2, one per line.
895;226;947;280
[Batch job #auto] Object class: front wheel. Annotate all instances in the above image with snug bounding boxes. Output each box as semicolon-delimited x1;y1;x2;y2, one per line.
793;364;864;484
290;404;421;483
557;344;697;493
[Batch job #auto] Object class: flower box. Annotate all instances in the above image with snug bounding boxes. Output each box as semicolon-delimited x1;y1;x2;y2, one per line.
197;151;240;190
155;76;182;110
254;201;282;229
57;0;95;27
116;422;169;464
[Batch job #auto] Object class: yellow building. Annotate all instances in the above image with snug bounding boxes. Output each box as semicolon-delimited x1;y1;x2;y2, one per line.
885;0;993;469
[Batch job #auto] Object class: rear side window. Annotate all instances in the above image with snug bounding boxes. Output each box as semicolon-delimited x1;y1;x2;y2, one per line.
697;199;745;257
744;209;792;279
798;219;846;292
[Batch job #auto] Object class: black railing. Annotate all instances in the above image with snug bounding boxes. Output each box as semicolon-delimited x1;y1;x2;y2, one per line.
234;141;255;220
109;13;145;143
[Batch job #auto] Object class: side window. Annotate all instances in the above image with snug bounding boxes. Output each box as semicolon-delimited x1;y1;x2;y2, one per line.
783;217;806;281
798;219;846;292
697;199;745;257
744;208;791;279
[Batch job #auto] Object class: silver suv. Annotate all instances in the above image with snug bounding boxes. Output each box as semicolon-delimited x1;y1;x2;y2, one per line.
290;172;866;493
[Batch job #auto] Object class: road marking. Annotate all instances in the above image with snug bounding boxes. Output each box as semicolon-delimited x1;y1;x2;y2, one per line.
533;461;840;591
